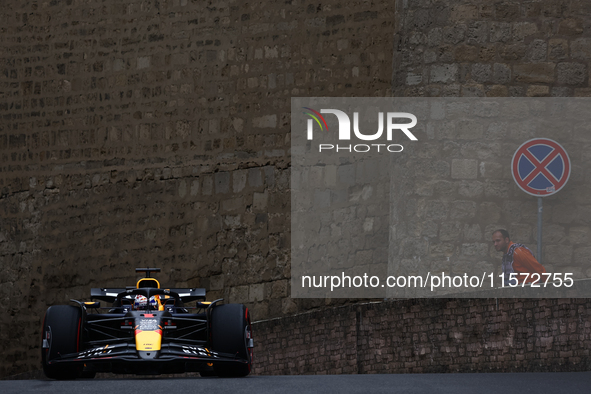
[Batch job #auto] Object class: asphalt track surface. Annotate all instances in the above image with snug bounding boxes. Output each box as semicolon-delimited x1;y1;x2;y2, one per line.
2;372;591;394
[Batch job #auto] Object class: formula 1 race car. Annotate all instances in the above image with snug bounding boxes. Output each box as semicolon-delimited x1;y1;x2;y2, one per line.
41;268;253;379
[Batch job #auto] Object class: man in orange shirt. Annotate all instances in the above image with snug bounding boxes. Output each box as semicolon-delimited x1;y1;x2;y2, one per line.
492;229;547;286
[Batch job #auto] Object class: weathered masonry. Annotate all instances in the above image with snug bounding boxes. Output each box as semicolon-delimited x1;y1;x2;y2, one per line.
2;0;591;378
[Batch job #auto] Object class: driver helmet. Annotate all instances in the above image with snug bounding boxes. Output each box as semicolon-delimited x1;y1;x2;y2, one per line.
134;294;148;309
149;295;159;309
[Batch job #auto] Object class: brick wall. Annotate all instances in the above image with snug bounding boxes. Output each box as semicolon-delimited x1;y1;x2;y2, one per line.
253;298;591;374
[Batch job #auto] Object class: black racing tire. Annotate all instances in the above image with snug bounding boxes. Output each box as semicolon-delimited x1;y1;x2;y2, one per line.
210;303;253;377
41;305;83;380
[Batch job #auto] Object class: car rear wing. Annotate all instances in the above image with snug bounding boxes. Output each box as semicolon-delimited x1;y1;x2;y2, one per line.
90;288;207;303
90;288;127;302
169;288;207;302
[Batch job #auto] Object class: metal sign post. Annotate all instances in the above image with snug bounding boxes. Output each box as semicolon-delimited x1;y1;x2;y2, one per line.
511;138;571;262
538;197;542;265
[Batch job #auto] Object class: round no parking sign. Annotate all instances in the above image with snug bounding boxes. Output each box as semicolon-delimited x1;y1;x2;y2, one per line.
511;138;571;197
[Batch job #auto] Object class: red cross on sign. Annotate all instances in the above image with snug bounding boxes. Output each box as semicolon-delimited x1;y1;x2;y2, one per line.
511;138;571;197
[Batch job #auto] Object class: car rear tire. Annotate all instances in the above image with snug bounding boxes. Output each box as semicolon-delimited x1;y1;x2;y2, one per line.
210;303;252;377
41;305;83;380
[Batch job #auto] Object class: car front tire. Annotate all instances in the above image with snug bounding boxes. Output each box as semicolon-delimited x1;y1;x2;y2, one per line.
210;303;253;377
41;305;83;380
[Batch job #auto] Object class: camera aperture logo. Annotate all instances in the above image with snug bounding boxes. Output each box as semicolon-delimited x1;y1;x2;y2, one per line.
303;108;418;153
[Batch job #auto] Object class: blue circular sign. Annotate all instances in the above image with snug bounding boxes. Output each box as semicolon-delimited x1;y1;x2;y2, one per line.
511;138;571;197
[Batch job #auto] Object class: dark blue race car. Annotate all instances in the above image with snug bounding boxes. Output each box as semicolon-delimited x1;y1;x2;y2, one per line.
41;268;253;379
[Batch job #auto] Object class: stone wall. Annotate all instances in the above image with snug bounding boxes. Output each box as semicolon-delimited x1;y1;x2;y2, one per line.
3;0;591;380
0;0;395;378
387;1;591;292
386;98;591;289
252;298;591;374
393;0;591;97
